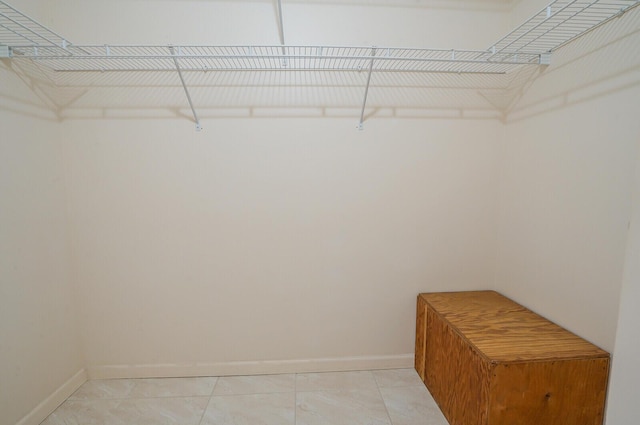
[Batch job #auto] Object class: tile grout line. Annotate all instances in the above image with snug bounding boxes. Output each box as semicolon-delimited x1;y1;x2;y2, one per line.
294;372;298;425
372;371;396;425
209;376;220;397
196;396;212;425
70;395;213;401
196;376;218;425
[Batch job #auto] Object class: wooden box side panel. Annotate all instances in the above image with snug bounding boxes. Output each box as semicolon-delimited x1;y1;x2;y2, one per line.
489;358;610;425
424;308;492;425
415;295;427;381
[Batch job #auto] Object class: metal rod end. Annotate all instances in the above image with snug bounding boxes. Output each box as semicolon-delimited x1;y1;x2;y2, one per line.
539;52;551;65
0;45;11;58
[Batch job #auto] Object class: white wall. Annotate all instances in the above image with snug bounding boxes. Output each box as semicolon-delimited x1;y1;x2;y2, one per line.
62;116;502;376
31;0;507;377
0;63;85;425
495;5;640;352
39;0;509;48
605;139;640;424
509;0;548;28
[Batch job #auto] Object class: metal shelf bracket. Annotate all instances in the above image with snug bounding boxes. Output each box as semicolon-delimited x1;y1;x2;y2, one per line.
358;47;376;131
169;45;202;131
276;0;285;46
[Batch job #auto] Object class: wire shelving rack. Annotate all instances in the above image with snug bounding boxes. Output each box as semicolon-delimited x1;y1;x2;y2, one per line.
1;0;638;129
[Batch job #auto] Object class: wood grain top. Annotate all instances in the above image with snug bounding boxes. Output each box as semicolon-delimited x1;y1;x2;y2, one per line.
419;291;609;363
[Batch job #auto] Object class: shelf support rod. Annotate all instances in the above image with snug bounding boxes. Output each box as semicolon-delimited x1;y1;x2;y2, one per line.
170;46;202;131
277;0;286;46
358;47;376;131
276;0;287;67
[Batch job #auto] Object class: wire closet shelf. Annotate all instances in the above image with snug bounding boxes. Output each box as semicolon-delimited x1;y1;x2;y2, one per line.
3;45;545;74
2;0;637;72
1;0;639;128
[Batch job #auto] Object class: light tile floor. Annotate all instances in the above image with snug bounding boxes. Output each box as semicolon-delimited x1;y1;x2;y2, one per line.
41;369;449;425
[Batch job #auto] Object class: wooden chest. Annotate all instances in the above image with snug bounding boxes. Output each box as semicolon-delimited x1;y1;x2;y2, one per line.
415;291;610;425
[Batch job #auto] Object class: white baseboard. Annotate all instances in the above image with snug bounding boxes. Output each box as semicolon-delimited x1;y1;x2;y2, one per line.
87;354;414;379
15;369;87;425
